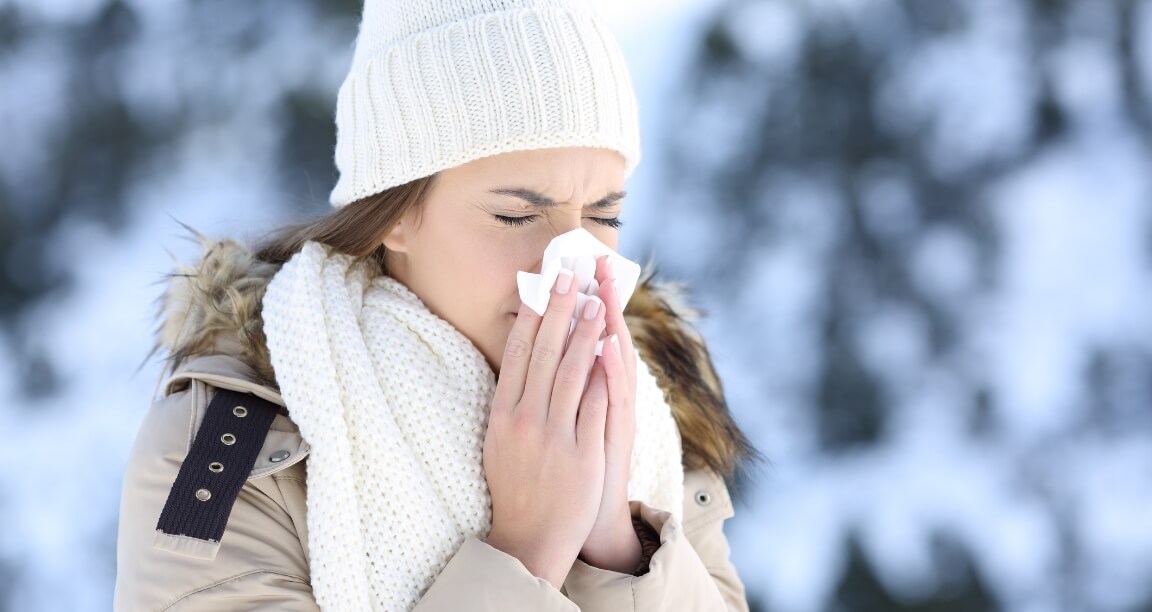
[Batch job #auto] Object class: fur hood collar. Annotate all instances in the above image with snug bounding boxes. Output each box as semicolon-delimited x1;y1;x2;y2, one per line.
146;228;754;480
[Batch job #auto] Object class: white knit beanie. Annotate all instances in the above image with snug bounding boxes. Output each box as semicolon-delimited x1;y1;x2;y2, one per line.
328;0;642;208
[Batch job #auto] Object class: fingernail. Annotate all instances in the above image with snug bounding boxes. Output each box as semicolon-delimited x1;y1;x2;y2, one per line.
555;268;573;294
583;296;602;320
610;334;620;355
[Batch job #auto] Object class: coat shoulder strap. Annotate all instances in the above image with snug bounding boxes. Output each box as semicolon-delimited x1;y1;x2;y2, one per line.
153;386;279;560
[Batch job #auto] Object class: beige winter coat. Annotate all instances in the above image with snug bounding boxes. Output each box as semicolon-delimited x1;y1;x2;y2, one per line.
114;234;757;610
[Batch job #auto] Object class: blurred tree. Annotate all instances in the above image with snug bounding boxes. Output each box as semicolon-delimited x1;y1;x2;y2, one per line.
662;0;1152;609
0;0;358;399
829;533;999;612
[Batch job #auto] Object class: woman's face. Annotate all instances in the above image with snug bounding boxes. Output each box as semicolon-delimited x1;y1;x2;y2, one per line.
383;146;627;375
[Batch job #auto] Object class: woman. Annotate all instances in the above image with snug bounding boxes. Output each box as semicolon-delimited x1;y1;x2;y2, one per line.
114;0;756;610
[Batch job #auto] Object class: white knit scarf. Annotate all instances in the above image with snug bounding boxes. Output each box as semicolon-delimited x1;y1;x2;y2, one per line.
261;240;685;611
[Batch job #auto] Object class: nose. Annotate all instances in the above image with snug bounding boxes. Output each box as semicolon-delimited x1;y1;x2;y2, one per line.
524;212;605;279
547;214;583;237
523;216;583;274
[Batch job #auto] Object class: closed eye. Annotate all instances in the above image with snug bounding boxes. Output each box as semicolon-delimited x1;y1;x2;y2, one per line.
493;215;535;227
494;215;623;229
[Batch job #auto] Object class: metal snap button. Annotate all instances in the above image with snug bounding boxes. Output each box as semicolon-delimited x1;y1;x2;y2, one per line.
221;433;236;445
195;488;212;501
208;462;224;473
694;490;712;506
233;406;248;418
269;450;291;463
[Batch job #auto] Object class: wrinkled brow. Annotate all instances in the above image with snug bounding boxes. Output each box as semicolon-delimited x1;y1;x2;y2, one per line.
489;188;626;209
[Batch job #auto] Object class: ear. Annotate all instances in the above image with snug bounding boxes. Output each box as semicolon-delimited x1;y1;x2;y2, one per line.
381;213;413;253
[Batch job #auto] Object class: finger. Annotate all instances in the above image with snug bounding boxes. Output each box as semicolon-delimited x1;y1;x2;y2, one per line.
600;333;634;449
595;257;637;385
493;300;543;412
576;356;609;449
520;267;579;421
548;295;605;433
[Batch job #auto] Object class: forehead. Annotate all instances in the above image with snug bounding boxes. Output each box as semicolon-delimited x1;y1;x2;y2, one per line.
432;147;627;198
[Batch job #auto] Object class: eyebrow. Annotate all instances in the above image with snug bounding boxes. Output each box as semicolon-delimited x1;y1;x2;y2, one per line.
489;188;627;209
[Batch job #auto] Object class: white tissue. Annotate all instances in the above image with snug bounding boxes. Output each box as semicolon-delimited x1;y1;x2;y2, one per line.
517;228;642;356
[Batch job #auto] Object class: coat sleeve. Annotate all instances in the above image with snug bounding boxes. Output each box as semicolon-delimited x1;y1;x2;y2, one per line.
114;382;321;612
562;468;750;611
413;538;578;610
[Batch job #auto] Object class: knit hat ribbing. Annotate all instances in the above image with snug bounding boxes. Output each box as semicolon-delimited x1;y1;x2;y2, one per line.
328;0;642;208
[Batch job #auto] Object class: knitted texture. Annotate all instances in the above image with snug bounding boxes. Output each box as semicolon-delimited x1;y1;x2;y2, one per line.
261;240;684;611
328;0;642;208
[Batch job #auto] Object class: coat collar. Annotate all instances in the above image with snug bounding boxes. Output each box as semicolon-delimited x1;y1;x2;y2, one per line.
147;229;755;480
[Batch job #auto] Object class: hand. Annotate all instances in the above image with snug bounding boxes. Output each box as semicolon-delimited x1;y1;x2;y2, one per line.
578;255;642;574
483;266;611;589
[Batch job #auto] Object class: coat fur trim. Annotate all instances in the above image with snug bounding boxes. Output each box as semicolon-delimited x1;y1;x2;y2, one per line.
146;227;756;480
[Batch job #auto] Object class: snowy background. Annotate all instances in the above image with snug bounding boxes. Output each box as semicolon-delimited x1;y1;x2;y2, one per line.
1;0;1150;610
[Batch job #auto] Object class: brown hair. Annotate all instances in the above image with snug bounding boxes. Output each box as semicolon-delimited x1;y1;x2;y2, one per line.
252;175;437;274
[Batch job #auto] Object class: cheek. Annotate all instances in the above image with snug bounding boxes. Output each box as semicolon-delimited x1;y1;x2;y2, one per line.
587;226;619;252
460;235;530;312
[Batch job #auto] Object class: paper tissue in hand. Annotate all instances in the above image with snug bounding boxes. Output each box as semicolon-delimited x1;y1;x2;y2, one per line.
517;228;642;356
